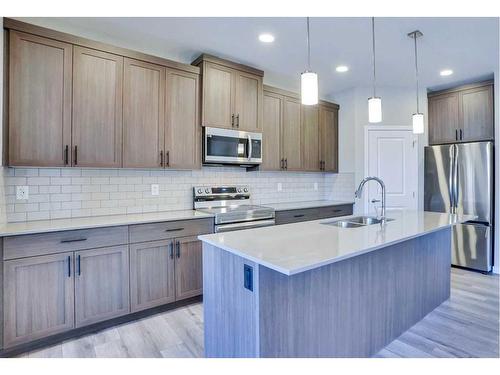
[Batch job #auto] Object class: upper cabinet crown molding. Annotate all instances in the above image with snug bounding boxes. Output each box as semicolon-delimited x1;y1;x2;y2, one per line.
3;17;199;75
192;53;264;77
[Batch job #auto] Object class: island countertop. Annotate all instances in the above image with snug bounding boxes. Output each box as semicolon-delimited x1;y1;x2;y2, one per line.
198;210;473;275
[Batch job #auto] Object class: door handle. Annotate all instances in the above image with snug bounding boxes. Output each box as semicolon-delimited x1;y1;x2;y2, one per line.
285;158;288;170
165;227;184;232
247;134;253;161
455;129;458;141
74;145;78;165
160;150;164;167
64;145;69;165
453;144;459;211
67;255;71;278
459;129;463;140
236;114;240;128
371;199;381;203
231;114;235;127
166;151;170;167
169;242;174;259
280;158;284;169
293;214;305;218
176;241;181;258
60;238;87;243
77;254;81;276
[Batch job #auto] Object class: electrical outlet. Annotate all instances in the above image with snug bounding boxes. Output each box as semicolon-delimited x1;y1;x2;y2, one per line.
16;186;29;200
151;184;160;196
277;182;282;192
314;182;318;191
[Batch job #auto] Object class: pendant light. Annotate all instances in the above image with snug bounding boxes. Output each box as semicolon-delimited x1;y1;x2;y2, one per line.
368;17;382;123
408;30;424;134
301;17;318;105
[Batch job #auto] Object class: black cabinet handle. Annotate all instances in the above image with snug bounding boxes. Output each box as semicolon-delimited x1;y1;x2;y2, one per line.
165;227;184;232
285;158;288;170
160;150;164;167
236;114;240;128
67;255;71;278
77;255;81;276
64;145;69;165
280;158;284;169
231;114;235;127
169;242;174;259
61;238;87;243
166;151;170;167
74;145;78;165
455;129;458;141
459;129;463;140
176;241;181;258
293;214;305;218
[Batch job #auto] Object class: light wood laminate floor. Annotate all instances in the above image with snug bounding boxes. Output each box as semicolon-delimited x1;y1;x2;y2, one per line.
18;268;499;358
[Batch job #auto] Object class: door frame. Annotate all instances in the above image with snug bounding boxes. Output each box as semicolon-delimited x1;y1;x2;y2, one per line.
363;125;419;213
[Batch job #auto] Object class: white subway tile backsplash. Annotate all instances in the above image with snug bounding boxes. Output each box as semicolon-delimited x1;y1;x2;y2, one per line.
1;167;355;223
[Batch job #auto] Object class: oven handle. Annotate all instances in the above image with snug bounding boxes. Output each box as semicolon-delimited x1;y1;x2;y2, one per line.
215;219;275;233
247;134;253;161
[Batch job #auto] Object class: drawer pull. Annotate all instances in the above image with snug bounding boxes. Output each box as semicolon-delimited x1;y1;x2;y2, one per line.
67;255;71;278
332;209;342;213
165;228;184;232
77;255;81;276
293;214;305;218
60;238;87;243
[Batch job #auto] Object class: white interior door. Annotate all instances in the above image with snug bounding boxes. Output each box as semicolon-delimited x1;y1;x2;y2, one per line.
365;127;418;214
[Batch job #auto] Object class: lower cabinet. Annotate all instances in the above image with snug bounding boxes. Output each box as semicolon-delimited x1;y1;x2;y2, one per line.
129;236;203;313
75;246;130;327
3;253;75;347
130;240;176;312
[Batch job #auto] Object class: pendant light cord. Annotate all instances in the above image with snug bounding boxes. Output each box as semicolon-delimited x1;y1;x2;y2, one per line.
371;17;377;98
413;32;420;113
306;17;311;71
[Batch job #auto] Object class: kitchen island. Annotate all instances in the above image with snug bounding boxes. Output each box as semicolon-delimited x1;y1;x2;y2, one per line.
199;210;472;358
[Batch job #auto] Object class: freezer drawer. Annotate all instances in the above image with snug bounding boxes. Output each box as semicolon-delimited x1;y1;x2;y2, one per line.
452;223;492;272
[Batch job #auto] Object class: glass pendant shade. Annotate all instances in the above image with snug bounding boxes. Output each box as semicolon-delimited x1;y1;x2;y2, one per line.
301;71;318;105
368;97;382;123
412;113;424;134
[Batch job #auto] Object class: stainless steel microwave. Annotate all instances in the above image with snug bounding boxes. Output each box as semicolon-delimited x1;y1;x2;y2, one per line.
203;127;262;166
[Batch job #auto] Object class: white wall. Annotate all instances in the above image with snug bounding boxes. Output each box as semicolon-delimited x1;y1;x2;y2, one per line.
329;85;428;214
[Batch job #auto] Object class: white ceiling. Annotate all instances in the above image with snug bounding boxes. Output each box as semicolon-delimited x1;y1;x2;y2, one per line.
16;17;499;98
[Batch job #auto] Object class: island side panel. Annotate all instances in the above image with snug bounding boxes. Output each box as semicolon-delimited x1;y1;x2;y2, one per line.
258;228;451;357
202;243;260;357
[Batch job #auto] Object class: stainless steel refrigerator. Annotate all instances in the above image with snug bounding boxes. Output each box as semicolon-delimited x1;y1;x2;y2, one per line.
424;141;494;272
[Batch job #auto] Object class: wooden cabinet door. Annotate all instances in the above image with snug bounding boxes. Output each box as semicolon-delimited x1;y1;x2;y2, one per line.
428;92;459;145
301;105;320;171
165;69;200;169
130;240;175;312
234;71;262;132
460;84;494;142
72;47;123;167
282;97;302;171
262;92;283;171
174;236;203;300
3;253;74;347
123;58;165;168
8;31;72;167
75;245;129;327
319;105;339;172
202;62;234;129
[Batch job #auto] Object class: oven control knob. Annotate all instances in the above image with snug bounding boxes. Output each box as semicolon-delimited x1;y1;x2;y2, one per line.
237;188;242;193
197;189;203;194
205;188;210;194
243;188;248;192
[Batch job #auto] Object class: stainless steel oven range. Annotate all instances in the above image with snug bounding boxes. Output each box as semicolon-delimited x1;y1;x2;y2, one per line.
193;185;275;233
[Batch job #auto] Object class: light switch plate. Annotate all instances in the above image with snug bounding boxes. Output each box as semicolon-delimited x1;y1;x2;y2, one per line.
277;183;283;192
16;186;29;200
151;184;160;196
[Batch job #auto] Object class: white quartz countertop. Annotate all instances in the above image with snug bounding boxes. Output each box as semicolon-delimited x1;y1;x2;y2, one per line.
264;200;354;211
0;210;214;237
198;210;474;276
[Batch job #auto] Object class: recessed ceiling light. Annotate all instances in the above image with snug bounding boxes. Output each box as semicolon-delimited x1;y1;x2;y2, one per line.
258;33;275;43
336;65;349;73
440;69;453;76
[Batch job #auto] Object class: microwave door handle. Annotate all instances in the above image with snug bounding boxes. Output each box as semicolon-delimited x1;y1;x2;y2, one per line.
247;134;253;161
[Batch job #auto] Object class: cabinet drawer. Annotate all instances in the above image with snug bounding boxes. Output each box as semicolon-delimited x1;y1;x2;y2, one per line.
3;226;128;260
129;218;213;243
317;204;353;219
275;208;321;225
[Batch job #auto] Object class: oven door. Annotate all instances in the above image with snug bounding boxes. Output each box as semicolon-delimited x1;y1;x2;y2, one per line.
203;127;262;165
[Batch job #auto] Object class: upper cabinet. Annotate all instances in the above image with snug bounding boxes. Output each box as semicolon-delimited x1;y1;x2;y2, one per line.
8;31;72;167
319;104;339;172
72;47;123;167
262;85;339;173
428;81;494;145
5;19;201;169
193;54;264;132
123;58;165;168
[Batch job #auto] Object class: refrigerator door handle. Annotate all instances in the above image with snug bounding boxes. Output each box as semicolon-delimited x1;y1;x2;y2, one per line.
453;144;459;213
448;145;455;214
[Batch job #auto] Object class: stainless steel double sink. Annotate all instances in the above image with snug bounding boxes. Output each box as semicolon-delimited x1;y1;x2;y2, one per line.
322;216;394;228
